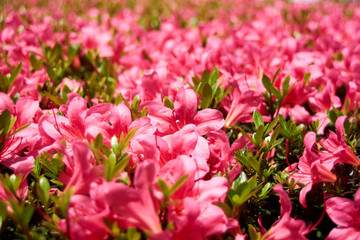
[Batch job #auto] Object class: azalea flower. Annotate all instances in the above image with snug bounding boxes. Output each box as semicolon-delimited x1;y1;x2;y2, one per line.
224;81;263;128
319;116;360;168
263;185;310;240
290;132;336;207
326;188;360;240
143;87;225;136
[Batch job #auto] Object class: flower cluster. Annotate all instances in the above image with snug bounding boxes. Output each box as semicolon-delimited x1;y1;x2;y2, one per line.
0;0;360;239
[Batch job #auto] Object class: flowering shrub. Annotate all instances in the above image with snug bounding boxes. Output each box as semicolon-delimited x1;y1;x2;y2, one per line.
0;0;360;239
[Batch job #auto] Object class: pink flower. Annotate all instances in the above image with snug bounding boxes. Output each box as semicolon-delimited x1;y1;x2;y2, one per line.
224;81;263;128
157;154;236;239
205;130;253;179
58;193;110;240
0;94;41;193
59;142;100;195
290;132;336;207
264;185;310;240
326;188;360;240
102;161;163;234
143;87;225;135
73;25;114;58
319;116;360;168
130;124;210;178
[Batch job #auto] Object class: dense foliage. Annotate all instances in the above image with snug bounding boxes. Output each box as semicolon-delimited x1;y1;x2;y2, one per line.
0;0;360;239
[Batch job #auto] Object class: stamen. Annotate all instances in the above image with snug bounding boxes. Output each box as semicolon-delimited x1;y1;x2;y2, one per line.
2;137;23;158
51;102;64;138
244;75;250;90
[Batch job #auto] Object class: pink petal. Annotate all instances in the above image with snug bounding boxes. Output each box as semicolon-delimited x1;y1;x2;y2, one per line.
67;95;87;137
197;177;228;203
174;88;197;125
170;124;198;157
193;109;225;135
0;92;15;114
326;227;360;240
273;184;292;218
326;197;357;227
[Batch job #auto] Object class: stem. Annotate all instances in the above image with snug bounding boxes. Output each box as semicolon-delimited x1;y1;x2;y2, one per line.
306;191;327;234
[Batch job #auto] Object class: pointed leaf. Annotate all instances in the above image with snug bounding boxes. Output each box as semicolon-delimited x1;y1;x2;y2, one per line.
94;133;103;150
272;67;281;83
163;96;174;110
0;201;7;229
200;82;213;109
9;62;22;88
111;136;119;154
158;178;170;199
169;174;188;196
262;74;272;93
253;110;264;129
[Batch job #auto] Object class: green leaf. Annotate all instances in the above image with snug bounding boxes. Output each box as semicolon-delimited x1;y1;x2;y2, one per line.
61;84;71;101
112;155;130;179
216;201;232;217
9;62;22;88
169;174;188;196
127;227;142;240
271;87;282;100
259;182;273;198
327;110;338;124
9;122;30;138
201;69;210;85
304;72;311;84
9;174;22;194
158;178;170;198
200;83;213;109
111;136;119;154
279;114;287;129
253;125;265;146
272;67;281;83
264;117;278;135
123;128;137;150
94;133;103;150
163;96;174;109
46;66;57;82
282;75;291;96
272;138;284;149
0;109;13;139
270;125;281;145
262;74;272;93
40;153;61;175
39;176;50;204
0;73;6;92
238;127;256;145
105;153;116;181
197;69;210;94
52;188;73;217
102;145;112;156
30;53;43;71
67;44;80;56
191;76;200;89
209;66;219;88
253;110;264;129
21;205;35;227
0;201;7;230
32;157;41;177
216;86;232;104
248;224;261;240
234;174;257;206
